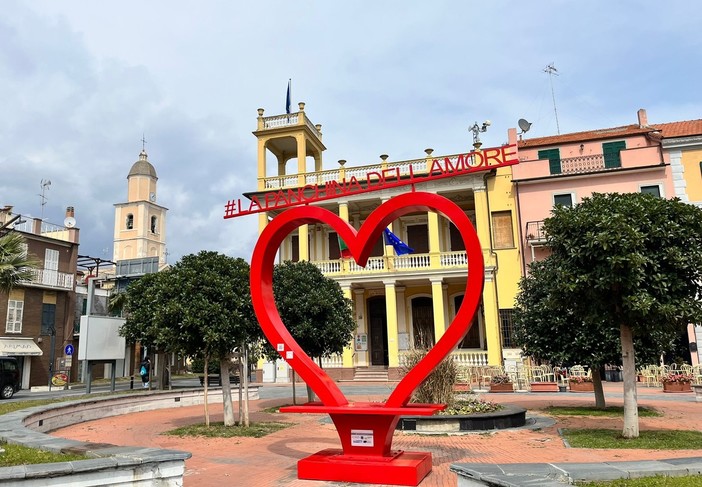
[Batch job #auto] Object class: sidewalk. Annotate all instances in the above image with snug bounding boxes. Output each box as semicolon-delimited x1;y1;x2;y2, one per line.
51;382;702;487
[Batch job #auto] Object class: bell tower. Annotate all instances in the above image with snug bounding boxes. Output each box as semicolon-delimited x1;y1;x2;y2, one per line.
113;149;168;265
253;102;326;260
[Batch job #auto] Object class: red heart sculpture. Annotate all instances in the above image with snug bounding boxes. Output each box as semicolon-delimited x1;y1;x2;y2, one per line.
250;191;484;409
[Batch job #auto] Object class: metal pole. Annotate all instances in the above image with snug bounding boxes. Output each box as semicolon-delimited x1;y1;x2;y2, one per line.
48;328;56;390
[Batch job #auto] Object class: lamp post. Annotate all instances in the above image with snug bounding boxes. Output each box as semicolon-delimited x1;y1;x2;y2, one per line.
469;120;491;149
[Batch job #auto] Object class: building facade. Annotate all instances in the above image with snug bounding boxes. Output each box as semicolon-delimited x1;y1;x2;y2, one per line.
0;206;79;388
248;104;523;381
513;109;702;365
113;150;168;265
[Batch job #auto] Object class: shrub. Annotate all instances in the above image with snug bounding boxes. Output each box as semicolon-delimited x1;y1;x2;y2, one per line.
190;357;221;375
660;373;694;384
400;348;457;407
490;374;512;384
440;397;503;416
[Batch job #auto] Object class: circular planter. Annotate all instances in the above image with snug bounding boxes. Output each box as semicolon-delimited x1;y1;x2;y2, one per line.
397;404;527;432
662;382;692;393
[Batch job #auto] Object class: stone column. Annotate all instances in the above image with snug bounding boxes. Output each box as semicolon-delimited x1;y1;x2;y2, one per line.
341;285;355;368
431;278;447;341
354;289;368;366
384;280;400;368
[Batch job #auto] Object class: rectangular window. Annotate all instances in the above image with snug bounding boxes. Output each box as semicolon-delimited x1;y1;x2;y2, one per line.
553;193;574;207
5;300;23;333
500;309;516;348
41;303;56;336
603;141;626;168
449;223;466;251
43;248;59;286
491;211;514;249
328;232;341;260
538;148;561;175
406;224;429;253
640;184;662;198
290;235;299;262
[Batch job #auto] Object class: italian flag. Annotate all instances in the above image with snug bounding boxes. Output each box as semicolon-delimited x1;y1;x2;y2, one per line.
337;235;352;258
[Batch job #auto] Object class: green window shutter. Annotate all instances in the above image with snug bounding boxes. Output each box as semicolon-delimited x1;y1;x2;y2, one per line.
603;141;625;168
538;149;561;175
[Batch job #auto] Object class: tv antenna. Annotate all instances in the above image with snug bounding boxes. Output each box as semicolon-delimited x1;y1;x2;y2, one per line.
543;63;561;134
39;179;51;220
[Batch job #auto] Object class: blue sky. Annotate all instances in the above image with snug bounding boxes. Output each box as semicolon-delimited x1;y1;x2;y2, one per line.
2;1;700;263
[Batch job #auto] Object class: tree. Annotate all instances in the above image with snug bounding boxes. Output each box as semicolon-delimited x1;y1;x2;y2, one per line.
120;251;260;427
516;193;702;438
168;251;260;427
271;261;356;401
514;258;675;408
0;232;37;292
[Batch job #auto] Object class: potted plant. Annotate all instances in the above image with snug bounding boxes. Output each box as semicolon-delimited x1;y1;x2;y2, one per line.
489;374;514;393
660;373;694;393
568;375;594;392
555;367;568;392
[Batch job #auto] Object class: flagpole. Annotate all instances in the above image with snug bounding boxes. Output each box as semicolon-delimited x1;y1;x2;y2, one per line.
286;79;291;115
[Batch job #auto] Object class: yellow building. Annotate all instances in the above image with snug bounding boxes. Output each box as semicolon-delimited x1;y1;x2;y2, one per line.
249;103;522;382
113;150;168;265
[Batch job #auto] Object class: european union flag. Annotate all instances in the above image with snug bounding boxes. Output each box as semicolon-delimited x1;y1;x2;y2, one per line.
383;228;413;255
286;79;291;115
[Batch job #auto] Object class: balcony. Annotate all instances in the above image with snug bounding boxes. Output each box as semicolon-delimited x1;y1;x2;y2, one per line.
560;154;608;174
525;221;547;244
513;145;664;181
22;268;74;290
257;110;322;141
313;250;469;277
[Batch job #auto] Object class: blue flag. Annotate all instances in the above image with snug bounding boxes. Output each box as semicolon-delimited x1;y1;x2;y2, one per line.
383;228;413;255
286;79;291;114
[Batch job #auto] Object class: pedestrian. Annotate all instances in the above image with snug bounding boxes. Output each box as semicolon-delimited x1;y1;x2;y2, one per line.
140;356;151;389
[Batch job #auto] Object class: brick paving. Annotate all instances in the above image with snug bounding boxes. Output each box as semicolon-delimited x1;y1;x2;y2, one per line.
51;382;702;487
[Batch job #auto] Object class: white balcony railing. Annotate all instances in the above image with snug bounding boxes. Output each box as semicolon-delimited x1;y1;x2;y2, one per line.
321;354;344;369
22;268;74;290
399;350;489;368
439;251;469;267
394;253;431;269
349;257;386;272
313;251;468;276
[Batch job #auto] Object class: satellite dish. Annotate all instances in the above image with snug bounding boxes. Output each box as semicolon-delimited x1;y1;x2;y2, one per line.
518;119;532;133
64;217;76;228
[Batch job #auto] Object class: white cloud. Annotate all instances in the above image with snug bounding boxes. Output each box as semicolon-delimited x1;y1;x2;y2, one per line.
2;0;701;264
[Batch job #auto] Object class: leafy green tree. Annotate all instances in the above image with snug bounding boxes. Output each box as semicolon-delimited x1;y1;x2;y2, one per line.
515;258;675;408
0;232;37;292
168;251;260;426
516;193;702;438
120;251;260;426
272;260;355;401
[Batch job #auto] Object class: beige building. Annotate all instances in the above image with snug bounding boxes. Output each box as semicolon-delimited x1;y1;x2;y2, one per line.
113;150;168;265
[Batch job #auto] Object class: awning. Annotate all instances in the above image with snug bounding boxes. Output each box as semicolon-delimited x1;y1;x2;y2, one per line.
0;338;43;356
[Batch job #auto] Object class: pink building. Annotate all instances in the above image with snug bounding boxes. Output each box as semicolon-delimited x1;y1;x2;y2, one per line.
513;109;672;267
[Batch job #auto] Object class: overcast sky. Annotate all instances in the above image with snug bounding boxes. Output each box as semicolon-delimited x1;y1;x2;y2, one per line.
2;1;700;265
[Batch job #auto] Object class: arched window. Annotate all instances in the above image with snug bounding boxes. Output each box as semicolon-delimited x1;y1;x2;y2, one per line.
150;216;158;233
126;214;133;230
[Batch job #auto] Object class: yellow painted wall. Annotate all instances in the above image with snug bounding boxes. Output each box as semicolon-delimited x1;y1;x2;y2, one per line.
682;149;702;201
489;167;522;308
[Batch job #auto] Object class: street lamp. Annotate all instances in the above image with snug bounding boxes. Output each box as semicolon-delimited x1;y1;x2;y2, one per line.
470;120;491;149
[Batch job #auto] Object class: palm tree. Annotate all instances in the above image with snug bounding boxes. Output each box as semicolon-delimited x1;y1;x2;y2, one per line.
0;232;37;292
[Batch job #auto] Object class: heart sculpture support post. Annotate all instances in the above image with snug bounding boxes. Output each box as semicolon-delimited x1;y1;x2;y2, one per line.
250;192;485;486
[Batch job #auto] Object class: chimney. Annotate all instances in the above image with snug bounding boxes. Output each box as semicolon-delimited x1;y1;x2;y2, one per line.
637;109;648;128
66;206;75;218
